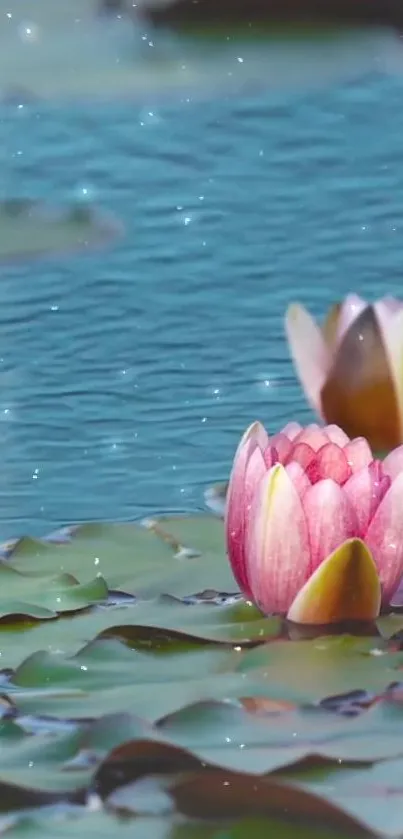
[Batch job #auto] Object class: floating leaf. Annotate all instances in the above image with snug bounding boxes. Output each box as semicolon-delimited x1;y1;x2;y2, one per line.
101;751;369;836
0;513;403;836
10;516;235;601
153;694;403;771
2;3;402;102
276;755;403;837
5;633;246;722
237;636;401;701
0;200;122;263
10;637;230;692
0;596;281;672
0;561;108;622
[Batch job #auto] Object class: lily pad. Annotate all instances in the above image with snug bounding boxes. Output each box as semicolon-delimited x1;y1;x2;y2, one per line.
1;513;403;836
275;755;403;837
1;1;403;101
0;562;108;622
0;199;122;263
0;812;370;839
237;635;403;701
8;515;236;604
98;743;370;836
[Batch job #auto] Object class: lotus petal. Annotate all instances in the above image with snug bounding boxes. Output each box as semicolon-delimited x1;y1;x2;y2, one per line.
244;421;270;452
336;293;367;344
306;442;351;485
285;461;311;497
383;444;403;481
263;446;279;469
323;424;350;447
293;424;332;451
302;479;357;572
288;443;316;470
281;421;303;441
247;464;310;614
225;424;267;597
321;305;401;450
269;432;293;463
321;302;342;349
287;538;381;624
381;296;403;316
343;437;373;472
373;303;403;443
343;465;390;538
365;471;403;603
285;305;330;414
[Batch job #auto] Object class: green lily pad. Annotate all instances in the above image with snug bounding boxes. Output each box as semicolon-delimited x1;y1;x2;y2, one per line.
237;635;402;701
0;512;403;836
0;615;252;720
11;637;231;693
275;754;403;837
157;693;403;770
0;712;156;803
0;597;280;670
9;516;235;601
0;562;108;622
0;812;365;839
0;200;122;263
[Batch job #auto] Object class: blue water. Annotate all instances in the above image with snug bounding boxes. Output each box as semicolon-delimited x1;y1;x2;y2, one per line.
1;71;403;539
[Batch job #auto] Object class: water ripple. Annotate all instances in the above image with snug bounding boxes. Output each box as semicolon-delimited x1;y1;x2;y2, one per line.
0;74;402;536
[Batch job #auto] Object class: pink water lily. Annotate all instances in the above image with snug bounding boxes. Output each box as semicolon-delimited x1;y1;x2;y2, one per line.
285;294;403;451
226;420;403;624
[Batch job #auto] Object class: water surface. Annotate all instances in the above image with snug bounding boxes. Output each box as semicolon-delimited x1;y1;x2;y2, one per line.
1;65;403;538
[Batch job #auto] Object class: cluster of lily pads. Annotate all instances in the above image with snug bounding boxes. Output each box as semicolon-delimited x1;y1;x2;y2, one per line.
0;510;401;837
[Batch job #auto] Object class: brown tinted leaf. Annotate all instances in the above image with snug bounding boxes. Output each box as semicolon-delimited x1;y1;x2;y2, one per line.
142;518;200;558
240;697;296;716
95;739;204;799
97;624;234;648
170;770;371;836
0;779;84;812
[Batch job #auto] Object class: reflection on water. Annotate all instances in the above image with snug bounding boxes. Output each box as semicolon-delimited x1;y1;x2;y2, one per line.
0;5;403;539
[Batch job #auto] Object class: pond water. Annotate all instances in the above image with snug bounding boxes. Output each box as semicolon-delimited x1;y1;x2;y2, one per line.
1;38;403;540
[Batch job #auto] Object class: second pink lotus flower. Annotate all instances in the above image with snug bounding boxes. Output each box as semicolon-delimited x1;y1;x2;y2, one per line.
226;421;403;624
285;294;403;451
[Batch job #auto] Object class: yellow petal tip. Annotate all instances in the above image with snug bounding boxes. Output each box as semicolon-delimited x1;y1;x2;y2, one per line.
287;538;381;625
